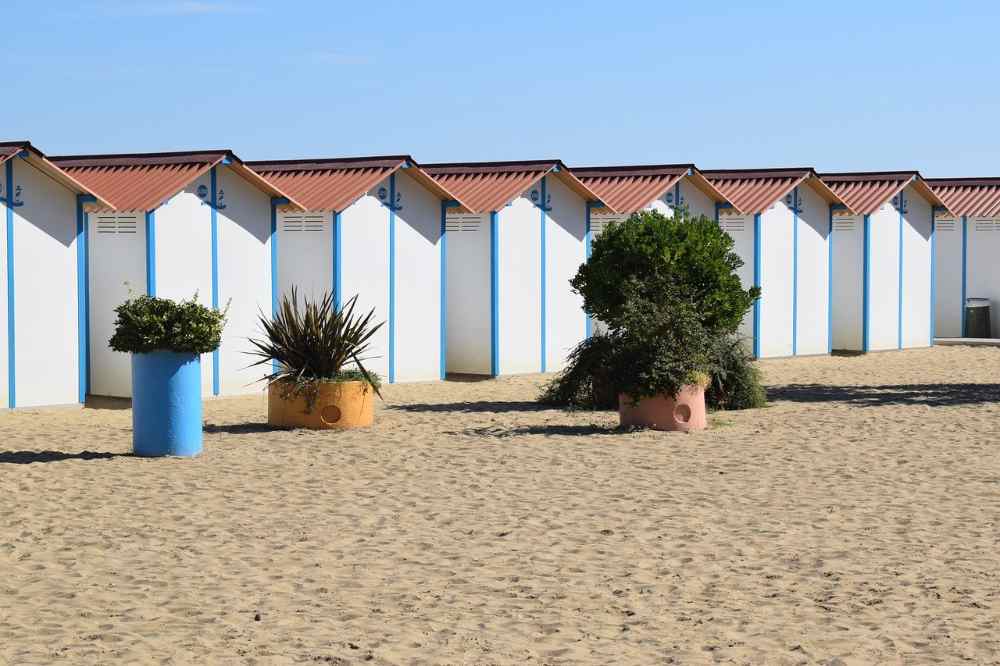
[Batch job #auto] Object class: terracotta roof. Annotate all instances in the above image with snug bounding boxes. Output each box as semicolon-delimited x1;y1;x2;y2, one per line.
0;140;114;208
50;149;304;213
572;164;729;214
820;171;948;215
246;155;472;213
702;168;847;215
925;178;1000;217
422;160;608;214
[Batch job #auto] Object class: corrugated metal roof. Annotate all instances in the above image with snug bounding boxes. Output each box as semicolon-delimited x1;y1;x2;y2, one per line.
819;172;918;215
702;168;848;215
423;160;608;214
925;178;1000;217
246;155;472;213
50;150;303;213
0;140;114;208
573;164;730;214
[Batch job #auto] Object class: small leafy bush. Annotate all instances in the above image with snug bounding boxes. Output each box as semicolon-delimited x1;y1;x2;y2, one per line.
247;289;384;409
705;335;767;410
109;294;226;354
539;333;618;409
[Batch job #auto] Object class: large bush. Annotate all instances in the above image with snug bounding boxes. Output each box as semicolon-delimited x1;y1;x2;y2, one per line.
572;209;759;334
542;208;765;408
109;294;226;354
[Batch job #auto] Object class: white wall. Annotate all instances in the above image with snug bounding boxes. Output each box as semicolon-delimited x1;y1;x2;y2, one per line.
676;179;716;219
445;212;490;374
340;187;390;380
933;212;963;338
277;210;332;304
759;198;794;357
393;169;443;382
498;191;542;374
795;184;830;355
831;213;864;350
719;212;755;347
217;166;273;395
966;215;1000;336
867;202;900;351
0;166;7;408
545;175;587;372
900;186;933;348
154;175;214;393
9;160;80;407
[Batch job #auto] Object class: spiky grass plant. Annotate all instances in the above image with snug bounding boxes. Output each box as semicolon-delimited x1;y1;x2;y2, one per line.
248;289;384;409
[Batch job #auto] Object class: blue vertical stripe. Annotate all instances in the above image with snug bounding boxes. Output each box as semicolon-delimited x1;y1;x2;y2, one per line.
388;174;396;384
827;204;833;354
862;214;871;352
752;212;761;359
490;210;499;376
210;168;220;396
539;176;547;373
673;181;681;212
145;210;156;296
930;209;937;345
76;195;93;403
439;202;448;380
897;191;904;350
792;187;799;356
333;211;342;312
5;160;15;408
961;215;968;336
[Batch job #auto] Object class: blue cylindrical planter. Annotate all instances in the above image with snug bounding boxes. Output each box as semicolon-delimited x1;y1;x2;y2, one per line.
131;351;203;457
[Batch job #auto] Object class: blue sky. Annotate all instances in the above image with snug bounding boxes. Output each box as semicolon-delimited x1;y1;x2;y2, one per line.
4;1;999;175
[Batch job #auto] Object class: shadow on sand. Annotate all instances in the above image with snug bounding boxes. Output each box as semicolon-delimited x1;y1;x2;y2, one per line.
390;401;546;414
0;450;128;465
203;422;290;435
767;383;1000;407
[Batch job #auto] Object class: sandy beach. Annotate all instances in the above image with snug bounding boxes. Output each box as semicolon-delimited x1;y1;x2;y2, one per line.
1;345;998;664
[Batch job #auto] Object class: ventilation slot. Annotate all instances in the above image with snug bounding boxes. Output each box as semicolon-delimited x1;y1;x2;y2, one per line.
95;214;139;234
445;215;483;232
936;219;956;232
720;219;747;233
833;219;857;232
282;213;327;232
973;219;998;232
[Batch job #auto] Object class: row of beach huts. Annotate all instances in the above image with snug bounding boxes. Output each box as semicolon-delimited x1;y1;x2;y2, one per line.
0;139;997;408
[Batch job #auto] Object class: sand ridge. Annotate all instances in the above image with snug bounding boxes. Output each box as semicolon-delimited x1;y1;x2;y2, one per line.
1;346;998;663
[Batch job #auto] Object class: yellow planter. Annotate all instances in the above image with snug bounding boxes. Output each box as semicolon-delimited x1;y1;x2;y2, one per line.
267;380;374;430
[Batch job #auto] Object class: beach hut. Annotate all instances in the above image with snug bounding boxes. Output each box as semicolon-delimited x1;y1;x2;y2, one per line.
925;178;1000;338
0;141;112;408
820;172;947;352
50;150;304;399
701;168;848;358
421;160;607;376
246;156;472;383
571;164;731;335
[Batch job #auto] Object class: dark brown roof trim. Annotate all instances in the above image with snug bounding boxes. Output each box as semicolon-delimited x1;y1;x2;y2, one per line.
50;150;233;168
247;155;411;172
572;164;695;177
423;159;563;175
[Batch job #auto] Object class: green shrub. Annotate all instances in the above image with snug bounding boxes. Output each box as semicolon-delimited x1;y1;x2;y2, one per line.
539;333;618;409
542;209;764;409
247;289;384;409
706;335;767;410
571;210;759;335
109;294;226;354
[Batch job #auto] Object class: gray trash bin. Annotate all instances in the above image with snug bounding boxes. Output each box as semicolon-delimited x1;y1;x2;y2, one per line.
964;298;992;338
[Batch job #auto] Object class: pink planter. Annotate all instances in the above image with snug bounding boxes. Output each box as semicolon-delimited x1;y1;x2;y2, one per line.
619;384;707;432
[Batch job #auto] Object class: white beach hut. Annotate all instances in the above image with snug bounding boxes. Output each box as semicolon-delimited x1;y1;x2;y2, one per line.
0;141;112;408
701;168;849;358
820;172;947;352
51;150;304;399
422;160;607;376
925;178;1000;338
246;156;472;383
571;164;731;335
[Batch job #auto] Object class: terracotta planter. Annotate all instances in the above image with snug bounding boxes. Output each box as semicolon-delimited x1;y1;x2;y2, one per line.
267;380;374;430
618;384;707;432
